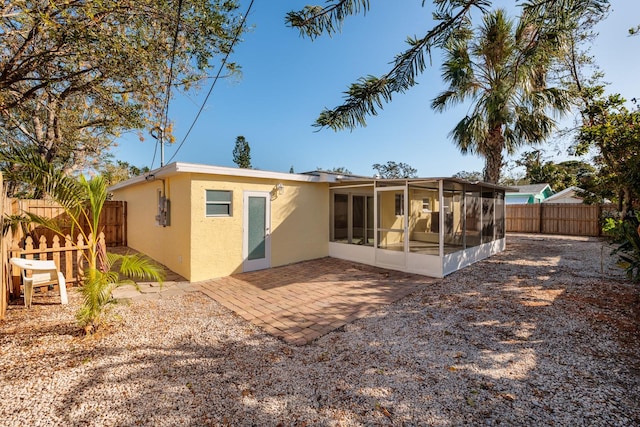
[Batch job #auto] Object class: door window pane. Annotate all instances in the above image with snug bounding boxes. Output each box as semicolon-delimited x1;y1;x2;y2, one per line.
248;196;266;260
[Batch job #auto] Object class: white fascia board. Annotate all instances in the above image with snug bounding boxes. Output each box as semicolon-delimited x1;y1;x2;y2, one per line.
108;162;336;192
171;162;331;182
107;173;153;192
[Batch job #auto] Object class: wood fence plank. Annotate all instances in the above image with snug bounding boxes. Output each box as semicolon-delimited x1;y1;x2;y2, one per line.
64;235;74;282
9;233;91;296
7;199;126;246
507;203;606;237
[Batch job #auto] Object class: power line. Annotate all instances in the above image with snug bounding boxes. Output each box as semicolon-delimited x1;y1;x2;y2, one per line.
151;0;184;169
165;0;255;165
149;135;159;170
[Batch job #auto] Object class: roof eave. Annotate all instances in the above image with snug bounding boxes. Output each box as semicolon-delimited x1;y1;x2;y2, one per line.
108;161;339;192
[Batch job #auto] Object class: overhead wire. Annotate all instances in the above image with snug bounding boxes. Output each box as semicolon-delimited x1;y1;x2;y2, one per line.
150;0;184;170
165;0;255;165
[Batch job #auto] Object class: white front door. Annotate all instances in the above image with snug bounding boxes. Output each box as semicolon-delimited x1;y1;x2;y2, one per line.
243;191;271;272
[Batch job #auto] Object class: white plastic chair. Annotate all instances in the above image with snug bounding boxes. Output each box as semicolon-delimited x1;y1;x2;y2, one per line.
10;258;68;308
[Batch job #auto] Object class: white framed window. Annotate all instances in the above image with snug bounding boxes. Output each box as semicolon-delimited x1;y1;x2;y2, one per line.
206;190;232;216
422;198;431;212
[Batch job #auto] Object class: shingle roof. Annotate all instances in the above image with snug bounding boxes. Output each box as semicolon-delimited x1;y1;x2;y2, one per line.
507;183;551;194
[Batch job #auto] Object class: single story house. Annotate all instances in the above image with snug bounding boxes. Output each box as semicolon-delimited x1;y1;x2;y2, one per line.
109;162;507;281
505;183;554;204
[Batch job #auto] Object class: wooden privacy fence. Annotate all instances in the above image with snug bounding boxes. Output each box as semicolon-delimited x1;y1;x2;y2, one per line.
9;199;127;246
506;203;604;236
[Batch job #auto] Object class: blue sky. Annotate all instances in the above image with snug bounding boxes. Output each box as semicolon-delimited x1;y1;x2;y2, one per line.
111;0;640;178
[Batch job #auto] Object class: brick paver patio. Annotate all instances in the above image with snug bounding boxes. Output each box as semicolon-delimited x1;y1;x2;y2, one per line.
195;257;435;345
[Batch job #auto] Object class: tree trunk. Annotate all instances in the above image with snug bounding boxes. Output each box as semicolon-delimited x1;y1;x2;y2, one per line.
483;127;504;184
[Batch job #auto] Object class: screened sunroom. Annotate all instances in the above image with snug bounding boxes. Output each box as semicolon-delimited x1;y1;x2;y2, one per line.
328;178;506;278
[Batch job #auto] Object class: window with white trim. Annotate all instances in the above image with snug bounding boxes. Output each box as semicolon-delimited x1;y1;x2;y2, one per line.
206;190;232;216
422;198;431;212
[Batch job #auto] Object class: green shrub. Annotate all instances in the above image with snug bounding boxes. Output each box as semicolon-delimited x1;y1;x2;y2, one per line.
604;214;640;282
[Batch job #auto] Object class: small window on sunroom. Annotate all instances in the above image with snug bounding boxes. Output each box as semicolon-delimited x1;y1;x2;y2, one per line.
422;198;431;212
206;190;232;217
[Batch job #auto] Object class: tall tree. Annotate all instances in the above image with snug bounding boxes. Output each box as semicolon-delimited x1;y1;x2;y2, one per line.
453;170;483;181
318;166;352;174
372;161;417;179
515;150;595;191
431;8;572;183
232;136;252;168
0;1;244;173
100;160;151;187
286;0;608;131
576;93;640;216
528;0;609;115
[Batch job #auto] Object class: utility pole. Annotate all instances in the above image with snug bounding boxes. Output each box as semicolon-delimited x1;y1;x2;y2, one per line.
160;131;165;167
151;126;165;167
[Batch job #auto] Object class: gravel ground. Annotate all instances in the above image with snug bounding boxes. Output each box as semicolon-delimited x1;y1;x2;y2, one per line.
1;234;638;426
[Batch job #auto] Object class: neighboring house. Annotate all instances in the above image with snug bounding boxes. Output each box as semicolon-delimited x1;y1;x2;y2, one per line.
542;186;586;204
109;162;508;281
505;183;554;204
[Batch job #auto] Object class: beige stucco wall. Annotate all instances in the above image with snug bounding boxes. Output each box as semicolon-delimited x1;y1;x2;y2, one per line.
188;175;329;281
111;174;193;280
114;173;330;283
409;188;438;233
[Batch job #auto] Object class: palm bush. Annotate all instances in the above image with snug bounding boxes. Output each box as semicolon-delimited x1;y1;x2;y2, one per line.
604;214;640;282
1;145;164;333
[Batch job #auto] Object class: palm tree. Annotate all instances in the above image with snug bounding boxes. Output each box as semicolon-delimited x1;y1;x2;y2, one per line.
431;9;571;183
1;145;164;333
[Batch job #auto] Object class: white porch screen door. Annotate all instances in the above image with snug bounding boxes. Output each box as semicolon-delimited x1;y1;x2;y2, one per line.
374;186;407;269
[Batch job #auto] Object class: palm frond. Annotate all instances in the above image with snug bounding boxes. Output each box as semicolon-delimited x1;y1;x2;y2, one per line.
0;144;83;210
23;212;66;236
285;0;371;39
315;75;393;130
81;175;107;235
76;268;120;328
108;252;165;283
521;0;610;20
310;0;489;130
2;214;31;238
450;114;487;154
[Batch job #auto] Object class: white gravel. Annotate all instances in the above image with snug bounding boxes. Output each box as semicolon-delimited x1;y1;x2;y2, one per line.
1;234;638;426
